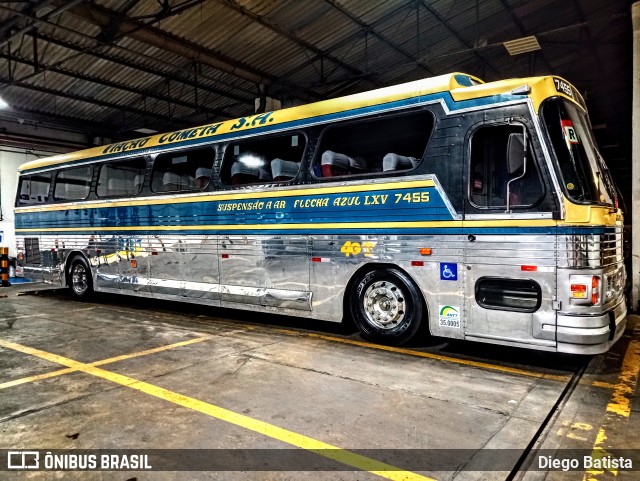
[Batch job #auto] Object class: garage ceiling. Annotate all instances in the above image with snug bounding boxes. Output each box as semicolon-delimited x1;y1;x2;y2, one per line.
0;0;633;198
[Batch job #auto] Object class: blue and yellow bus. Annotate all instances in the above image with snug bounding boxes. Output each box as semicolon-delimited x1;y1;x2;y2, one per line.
14;72;626;353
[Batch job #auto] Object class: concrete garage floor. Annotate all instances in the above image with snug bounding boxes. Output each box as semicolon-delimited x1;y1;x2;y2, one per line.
0;284;638;480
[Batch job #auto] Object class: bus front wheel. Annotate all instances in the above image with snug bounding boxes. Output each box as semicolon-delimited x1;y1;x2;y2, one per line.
350;268;423;345
67;256;94;301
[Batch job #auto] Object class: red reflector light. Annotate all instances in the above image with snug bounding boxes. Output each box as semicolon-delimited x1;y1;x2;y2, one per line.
521;265;537;271
312;257;321;262
411;261;424;266
131;260;137;268
221;254;229;259
571;284;587;292
591;276;599;304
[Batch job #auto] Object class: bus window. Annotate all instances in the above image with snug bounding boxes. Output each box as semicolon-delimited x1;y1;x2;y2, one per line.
314;110;433;178
96;158;147;198
221;133;306;186
17;173;52;206
151;147;215;193
53;166;93;201
469;125;543;209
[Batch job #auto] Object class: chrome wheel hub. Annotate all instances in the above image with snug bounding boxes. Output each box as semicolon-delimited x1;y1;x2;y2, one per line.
71;264;88;295
363;280;405;329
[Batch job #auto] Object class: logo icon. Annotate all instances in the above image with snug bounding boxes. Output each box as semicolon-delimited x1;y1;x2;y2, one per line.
7;451;39;470
439;263;458;281
438;305;461;328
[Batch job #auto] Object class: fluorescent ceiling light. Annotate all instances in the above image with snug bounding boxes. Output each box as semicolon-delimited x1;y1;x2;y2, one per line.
0;95;9;109
134;127;158;134
503;35;541;55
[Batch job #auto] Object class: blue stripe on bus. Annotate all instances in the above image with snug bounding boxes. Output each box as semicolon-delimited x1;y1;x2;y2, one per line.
15;186;454;229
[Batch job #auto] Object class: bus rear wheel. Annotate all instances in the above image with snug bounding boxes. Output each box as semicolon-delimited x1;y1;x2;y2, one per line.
349;268;423;346
68;256;93;301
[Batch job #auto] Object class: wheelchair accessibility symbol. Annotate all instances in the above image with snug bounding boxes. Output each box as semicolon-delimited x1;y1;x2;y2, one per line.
440;263;458;281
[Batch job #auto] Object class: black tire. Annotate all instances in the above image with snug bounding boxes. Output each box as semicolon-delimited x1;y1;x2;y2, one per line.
67;256;94;301
349;268;424;346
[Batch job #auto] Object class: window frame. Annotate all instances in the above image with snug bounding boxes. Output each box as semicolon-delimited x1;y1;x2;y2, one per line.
96;157;148;199
311;108;435;181
220;130;307;187
150;145;217;194
15;172;53;206
466;121;546;211
53;165;94;202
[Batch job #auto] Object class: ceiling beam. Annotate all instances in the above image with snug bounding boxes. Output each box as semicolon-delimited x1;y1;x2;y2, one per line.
30;32;253;106
0;46;236;120
217;0;379;87
324;0;434;75
0;78;197;128
59;1;321;101
278;1;413;84
58;1;267;83
418;0;500;77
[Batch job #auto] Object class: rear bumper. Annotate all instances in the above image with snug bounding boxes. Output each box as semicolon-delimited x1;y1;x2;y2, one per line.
556;299;627;354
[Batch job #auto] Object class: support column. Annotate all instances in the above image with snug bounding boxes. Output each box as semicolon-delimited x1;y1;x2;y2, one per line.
632;2;640;311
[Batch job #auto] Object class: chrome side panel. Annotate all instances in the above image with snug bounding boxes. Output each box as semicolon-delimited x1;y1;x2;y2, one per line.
463;234;557;348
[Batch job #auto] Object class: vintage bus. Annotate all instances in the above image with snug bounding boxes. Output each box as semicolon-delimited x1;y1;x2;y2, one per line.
14;72;626;354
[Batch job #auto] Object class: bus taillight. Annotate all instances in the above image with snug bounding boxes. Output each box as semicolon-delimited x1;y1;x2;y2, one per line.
570;275;600;305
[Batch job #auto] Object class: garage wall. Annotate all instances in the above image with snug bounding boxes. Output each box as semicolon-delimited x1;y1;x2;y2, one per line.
0;150;54;257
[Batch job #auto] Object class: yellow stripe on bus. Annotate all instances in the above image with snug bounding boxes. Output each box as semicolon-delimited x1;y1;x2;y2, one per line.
14;218;563;233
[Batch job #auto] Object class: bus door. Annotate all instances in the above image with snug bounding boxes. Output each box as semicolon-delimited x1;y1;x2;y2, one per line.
462;119;557;349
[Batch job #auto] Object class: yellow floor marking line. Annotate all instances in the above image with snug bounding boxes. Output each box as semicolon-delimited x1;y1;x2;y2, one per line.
604;337;640;418
583;324;640;481
0;338;434;481
276;329;572;383
0;336;211;390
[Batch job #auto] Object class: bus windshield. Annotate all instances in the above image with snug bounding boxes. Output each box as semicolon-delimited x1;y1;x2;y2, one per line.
542;98;616;206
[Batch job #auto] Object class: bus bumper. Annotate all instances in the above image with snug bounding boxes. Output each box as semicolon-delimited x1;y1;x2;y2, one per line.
556;299;627;354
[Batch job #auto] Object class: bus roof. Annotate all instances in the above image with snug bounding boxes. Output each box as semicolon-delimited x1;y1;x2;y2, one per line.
19;72;583;174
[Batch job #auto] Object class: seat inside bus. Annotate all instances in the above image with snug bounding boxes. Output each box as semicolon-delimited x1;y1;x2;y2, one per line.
194;167;212;189
321;150;352;177
162;171;193;191
271;158;298;181
230;162;260;185
382;153;419;172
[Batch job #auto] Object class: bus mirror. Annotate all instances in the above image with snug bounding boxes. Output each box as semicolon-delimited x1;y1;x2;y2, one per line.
506;132;525;175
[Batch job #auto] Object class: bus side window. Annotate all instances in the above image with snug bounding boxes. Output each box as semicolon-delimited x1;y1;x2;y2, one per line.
151;147;215;193
221;133;306;186
314;109;433;178
469;125;543;209
53;166;92;201
17;173;52;206
96;158;147;198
